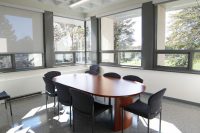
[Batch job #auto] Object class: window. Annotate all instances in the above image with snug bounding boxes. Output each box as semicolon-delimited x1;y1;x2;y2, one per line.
86;20;92;64
0;55;12;69
0;6;44;71
53;16;85;65
156;0;200;72
100;9;142;67
15;54;43;69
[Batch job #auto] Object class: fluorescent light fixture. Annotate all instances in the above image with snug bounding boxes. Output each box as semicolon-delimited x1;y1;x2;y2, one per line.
69;0;90;8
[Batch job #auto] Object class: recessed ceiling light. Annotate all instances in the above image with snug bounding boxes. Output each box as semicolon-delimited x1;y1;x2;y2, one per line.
69;0;90;8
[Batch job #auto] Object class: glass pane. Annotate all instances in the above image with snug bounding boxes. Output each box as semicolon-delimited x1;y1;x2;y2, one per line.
101;53;114;63
86;20;91;51
54;16;85;51
86;52;97;64
76;52;85;64
192;53;200;71
15;54;43;69
0;55;12;69
55;53;73;64
101;9;142;50
157;54;188;67
119;52;141;66
157;0;200;50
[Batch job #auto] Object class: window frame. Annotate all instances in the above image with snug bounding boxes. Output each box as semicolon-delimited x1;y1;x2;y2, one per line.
154;1;200;74
53;16;86;66
99;8;142;68
0;53;44;72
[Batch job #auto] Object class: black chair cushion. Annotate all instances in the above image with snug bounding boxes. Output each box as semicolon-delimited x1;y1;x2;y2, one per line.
43;77;57;96
103;72;121;79
85;65;100;75
123;75;143;83
54;82;72;106
44;71;61;80
94;102;112;116
124;100;149;118
0;91;10;100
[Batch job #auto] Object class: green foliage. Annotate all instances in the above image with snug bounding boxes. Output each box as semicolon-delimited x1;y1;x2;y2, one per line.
54;22;85;50
166;6;200;50
165;6;200;67
114;18;135;50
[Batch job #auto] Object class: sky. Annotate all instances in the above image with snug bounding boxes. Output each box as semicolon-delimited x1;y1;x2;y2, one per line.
5;15;33;41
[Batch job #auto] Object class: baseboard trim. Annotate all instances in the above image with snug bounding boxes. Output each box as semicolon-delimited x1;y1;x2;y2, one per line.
143;92;200;107
8;92;42;101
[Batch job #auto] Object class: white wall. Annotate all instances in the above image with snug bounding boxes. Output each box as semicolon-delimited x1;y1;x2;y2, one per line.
0;65;88;98
101;66;200;104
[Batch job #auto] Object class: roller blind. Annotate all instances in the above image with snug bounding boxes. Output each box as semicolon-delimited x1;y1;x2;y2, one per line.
0;6;43;53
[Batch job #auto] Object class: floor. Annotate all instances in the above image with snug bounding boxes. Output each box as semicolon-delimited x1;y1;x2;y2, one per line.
0;94;200;133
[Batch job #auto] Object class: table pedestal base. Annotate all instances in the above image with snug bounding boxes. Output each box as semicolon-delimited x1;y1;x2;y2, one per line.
113;96;133;131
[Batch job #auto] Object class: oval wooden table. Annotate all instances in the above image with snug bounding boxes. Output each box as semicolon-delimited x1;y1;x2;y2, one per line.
53;73;145;131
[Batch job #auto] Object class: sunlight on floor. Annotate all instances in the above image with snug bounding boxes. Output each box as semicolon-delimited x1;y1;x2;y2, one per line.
6;125;35;133
53;106;71;123
140;117;182;133
6;103;56;133
22;103;55;119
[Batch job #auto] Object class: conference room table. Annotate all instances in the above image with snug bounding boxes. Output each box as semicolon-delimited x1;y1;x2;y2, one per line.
53;73;145;131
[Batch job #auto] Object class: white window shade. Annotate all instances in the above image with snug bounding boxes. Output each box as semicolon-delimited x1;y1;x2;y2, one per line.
0;6;43;53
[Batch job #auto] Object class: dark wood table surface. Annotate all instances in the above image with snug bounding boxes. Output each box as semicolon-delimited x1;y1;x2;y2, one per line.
53;73;145;131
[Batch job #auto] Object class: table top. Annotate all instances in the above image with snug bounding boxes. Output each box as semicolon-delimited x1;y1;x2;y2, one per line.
53;73;145;98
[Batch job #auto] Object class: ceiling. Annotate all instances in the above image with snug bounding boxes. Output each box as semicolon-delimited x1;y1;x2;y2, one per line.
36;0;130;13
0;0;149;19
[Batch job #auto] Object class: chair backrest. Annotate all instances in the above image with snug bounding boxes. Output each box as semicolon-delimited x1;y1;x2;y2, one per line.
44;71;61;80
54;82;72;106
103;72;121;79
0;91;10;100
89;65;100;75
43;77;56;94
123;75;143;83
70;89;94;115
148;88;166;115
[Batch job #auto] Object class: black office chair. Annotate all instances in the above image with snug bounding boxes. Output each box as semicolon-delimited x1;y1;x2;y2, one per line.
0;91;12;116
54;82;72;126
121;88;166;133
103;72;121;79
103;72;121;105
44;71;61;80
70;89;112;133
43;71;61;108
85;64;100;75
123;75;143;99
123;75;143;83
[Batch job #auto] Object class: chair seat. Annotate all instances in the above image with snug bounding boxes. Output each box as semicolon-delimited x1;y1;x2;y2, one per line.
94;102;112;116
124;100;149;118
46;91;57;97
0;91;10;100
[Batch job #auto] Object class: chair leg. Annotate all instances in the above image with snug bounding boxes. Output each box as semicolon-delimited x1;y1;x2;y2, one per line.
109;98;111;105
46;94;48;109
9;100;13;116
54;96;56;108
147;119;150;133
159;111;162;133
58;102;60;118
73;109;75;132
121;107;124;133
110;108;113;123
92;116;94;133
70;106;72;127
5;100;7;109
